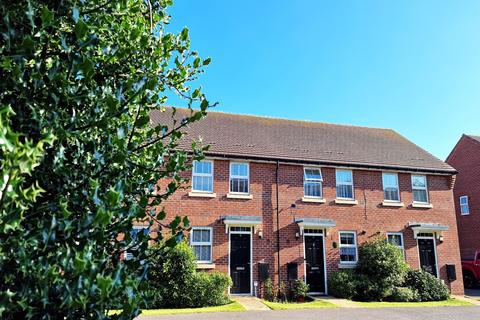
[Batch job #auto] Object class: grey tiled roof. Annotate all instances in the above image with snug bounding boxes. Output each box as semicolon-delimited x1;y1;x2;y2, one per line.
150;108;455;174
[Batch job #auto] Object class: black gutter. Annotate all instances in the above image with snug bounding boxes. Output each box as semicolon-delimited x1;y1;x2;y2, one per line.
203;152;457;175
275;160;281;285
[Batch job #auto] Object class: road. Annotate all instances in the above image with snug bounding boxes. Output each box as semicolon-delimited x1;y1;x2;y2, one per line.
139;306;480;320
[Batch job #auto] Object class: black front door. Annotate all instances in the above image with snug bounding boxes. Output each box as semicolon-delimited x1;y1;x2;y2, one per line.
230;233;251;294
418;238;437;277
305;235;325;293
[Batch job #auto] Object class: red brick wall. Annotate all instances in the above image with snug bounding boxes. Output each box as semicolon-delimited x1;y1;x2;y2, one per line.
447;136;480;260
154;159;464;295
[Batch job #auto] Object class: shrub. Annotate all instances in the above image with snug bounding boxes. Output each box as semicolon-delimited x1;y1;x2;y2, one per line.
328;270;358;300
290;280;310;301
264;278;277;302
389;287;419;302
141;241;197;308
140;240;232;309
356;239;409;300
403;269;449;302
192;271;232;307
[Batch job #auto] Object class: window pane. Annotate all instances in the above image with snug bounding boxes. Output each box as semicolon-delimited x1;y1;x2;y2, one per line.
388;234;403;247
384;187;399;201
461;204;469;214
340;247;356;262
231;163;248;177
230;178;248;193
193;245;211;261
383;173;398;188
340;233;354;245
201;229;211;242
336;170;352;184
304;168;321;180
304;182;321;197
460;197;468;205
336;185;353;199
192;176;213;192
194;161;212;174
413;189;428;203
412;176;426;188
192;230;202;242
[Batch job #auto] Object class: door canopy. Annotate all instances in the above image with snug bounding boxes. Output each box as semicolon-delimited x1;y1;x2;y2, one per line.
295;217;336;235
408;222;449;239
221;215;262;234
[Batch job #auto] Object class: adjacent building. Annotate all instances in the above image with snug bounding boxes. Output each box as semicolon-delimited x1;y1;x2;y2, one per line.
446;134;480;260
148;108;464;295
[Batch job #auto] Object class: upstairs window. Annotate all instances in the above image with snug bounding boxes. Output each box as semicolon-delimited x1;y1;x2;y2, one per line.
304;167;323;198
339;231;357;263
190;227;213;263
192;160;213;193
411;175;428;203
460;196;470;215
387;232;405;257
336;170;354;199
383;172;400;201
230;162;249;194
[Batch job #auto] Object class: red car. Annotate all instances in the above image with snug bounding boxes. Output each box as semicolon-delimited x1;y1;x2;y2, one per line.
463;250;480;288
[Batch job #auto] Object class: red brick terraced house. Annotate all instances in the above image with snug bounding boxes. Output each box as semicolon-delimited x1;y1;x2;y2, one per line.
146;108;464;296
446;134;480;261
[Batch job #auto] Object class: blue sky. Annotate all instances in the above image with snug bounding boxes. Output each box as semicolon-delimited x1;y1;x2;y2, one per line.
168;0;480;160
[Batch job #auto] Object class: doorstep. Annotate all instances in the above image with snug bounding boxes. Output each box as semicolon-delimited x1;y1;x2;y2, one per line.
233;296;270;311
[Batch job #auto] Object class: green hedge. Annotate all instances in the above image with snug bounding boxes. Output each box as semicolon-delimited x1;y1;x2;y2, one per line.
140;241;231;308
328;238;450;302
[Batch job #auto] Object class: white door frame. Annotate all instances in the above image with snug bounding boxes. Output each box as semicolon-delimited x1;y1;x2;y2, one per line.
416;233;439;278
303;229;328;295
228;227;253;295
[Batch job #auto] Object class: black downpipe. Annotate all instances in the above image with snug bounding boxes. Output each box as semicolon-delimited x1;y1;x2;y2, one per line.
276;160;281;284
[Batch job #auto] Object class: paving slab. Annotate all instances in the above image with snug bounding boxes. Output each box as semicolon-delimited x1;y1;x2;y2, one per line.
315;295;360;308
233;296;271;311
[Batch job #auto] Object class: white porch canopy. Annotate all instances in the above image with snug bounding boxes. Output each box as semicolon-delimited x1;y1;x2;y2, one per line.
408;222;449;239
221;215;262;234
294;217;336;235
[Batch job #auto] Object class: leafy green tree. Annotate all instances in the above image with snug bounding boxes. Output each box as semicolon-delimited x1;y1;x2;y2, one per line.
0;1;213;319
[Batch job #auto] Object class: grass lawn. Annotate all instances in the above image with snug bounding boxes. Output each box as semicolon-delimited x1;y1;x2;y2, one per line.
110;301;245;316
262;299;337;310
354;298;474;308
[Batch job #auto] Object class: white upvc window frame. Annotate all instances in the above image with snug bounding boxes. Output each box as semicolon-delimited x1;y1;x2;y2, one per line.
382;172;400;202
336;169;354;200
411;175;429;204
339;231;358;264
190;227;213;263
460;196;470;215
386;232;405;257
191;160;214;193
229;162;250;194
303;167;323;198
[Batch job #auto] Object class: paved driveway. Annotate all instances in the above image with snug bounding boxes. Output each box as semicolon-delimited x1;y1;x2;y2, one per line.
139;306;480;320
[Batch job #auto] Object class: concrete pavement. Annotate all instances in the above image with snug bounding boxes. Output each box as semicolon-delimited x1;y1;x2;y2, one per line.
139;306;480;320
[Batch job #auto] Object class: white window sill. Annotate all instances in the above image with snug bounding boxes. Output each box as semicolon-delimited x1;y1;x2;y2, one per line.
334;198;358;205
382;201;404;207
338;263;357;269
188;192;216;198
226;193;253;200
302;197;326;203
411;202;433;209
196;263;216;269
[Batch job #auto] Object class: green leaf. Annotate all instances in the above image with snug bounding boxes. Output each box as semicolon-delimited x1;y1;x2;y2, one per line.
75;19;88;39
180;27;189;41
203;57;211;65
41;6;54;27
